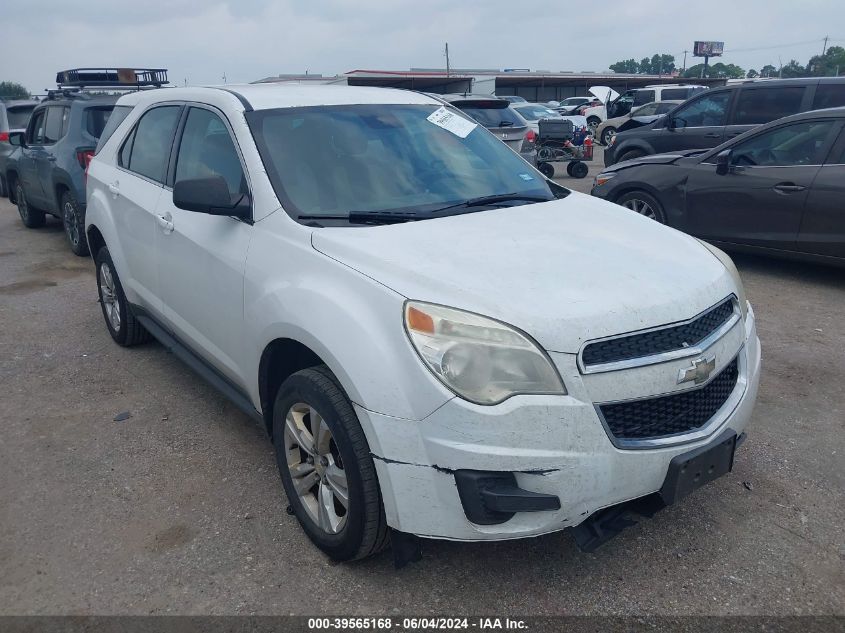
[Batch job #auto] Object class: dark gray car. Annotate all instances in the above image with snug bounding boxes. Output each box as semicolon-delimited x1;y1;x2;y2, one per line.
0;99;39;197
591;107;845;265
605;77;845;166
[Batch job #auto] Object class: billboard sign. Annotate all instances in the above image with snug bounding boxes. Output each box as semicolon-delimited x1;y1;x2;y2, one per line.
694;41;724;57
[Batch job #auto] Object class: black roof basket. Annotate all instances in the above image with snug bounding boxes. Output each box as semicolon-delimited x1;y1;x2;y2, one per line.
55;68;169;89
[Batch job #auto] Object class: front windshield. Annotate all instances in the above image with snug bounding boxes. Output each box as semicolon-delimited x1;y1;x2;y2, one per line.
515;105;561;121
247;104;560;225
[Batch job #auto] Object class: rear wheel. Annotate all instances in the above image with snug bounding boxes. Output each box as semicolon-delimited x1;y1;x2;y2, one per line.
273;366;389;561
587;117;601;133
569;161;589;179
616;190;666;223
15;181;46;228
61;190;89;256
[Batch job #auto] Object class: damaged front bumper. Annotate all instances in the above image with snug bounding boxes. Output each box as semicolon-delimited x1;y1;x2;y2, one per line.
355;311;761;544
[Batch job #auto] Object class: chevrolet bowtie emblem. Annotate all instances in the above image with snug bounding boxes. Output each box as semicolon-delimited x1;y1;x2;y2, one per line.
678;356;716;385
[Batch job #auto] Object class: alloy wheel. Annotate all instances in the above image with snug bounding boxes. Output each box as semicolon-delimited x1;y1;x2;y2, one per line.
64;200;80;246
284;402;349;534
622;198;658;220
99;263;121;332
16;184;28;222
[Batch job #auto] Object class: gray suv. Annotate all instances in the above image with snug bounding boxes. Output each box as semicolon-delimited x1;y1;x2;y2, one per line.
605;77;845;166
0;100;39;197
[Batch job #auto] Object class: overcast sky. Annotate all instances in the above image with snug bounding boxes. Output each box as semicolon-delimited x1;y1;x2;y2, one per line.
2;0;844;94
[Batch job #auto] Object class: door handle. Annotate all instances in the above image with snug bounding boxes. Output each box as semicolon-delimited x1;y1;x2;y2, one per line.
773;183;806;194
47;155;57;162
704;133;722;138
156;213;174;233
108;181;120;197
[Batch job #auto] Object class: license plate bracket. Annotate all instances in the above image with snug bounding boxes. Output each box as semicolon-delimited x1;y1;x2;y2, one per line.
660;429;737;506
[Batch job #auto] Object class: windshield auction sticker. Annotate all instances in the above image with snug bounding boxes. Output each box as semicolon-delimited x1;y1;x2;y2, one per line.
427;106;477;138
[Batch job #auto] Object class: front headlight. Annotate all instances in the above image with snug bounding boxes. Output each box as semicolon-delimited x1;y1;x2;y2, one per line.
698;240;749;319
594;172;616;187
404;301;566;405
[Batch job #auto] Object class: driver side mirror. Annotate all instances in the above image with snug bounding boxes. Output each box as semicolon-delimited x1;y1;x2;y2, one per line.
667;117;686;131
8;131;25;147
715;149;732;176
173;176;250;220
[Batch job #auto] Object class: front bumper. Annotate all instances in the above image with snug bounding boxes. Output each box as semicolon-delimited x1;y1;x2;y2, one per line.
357;308;761;541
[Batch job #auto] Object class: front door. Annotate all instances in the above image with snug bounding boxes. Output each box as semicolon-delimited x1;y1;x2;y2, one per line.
155;105;253;386
683;119;840;251
19;109;48;206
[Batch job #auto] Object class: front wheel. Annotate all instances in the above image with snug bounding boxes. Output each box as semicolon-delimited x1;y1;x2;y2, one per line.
15;181;46;228
601;127;616;146
538;162;555;178
615;190;666;223
617;149;645;163
273;366;389;561
62;191;89;256
568;161;589;179
587;117;601;133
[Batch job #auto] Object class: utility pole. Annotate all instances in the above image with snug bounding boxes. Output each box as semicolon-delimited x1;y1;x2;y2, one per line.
822;35;829;55
445;42;450;78
682;50;688;74
222;72;227;84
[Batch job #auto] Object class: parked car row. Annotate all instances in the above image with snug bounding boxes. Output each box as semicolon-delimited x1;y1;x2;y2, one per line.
0;99;40;197
592;78;845;266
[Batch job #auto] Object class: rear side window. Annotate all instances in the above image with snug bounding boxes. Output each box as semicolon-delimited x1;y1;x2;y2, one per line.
733;87;805;125
95;105;133;153
633;90;655;107
6;106;35;130
175;107;246;198
812;83;845;110
120;106;181;183
661;88;691;100
655;102;678;115
43;106;67;144
86;107;116;139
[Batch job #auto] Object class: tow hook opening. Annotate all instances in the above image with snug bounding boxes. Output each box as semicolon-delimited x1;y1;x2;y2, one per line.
454;470;561;526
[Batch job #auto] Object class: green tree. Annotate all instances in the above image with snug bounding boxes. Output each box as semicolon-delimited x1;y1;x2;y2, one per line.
746;69;759;78
639;57;653;74
807;46;845;76
0;81;29;100
760;64;777;78
683;62;744;79
780;59;806;78
609;59;639;74
649;54;676;75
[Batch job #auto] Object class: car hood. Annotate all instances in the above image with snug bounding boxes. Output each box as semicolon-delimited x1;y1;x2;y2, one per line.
602;150;704;171
310;193;735;353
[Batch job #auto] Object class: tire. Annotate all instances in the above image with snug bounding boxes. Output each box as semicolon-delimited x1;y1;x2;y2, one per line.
538;162;554;178
615;190;667;223
587;117;601;132
0;175;6;198
61;190;89;256
570;161;589;179
95;246;152;346
273;366;389;561
600;127;616;146
14;181;46;228
617;149;645;163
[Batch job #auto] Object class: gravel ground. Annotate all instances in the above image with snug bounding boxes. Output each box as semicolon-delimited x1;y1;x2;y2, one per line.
1;151;843;616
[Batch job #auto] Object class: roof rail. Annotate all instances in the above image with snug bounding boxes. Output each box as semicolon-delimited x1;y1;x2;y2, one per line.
55;68;169;89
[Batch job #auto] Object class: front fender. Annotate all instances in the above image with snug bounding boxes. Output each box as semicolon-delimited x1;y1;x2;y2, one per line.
243;219;453;423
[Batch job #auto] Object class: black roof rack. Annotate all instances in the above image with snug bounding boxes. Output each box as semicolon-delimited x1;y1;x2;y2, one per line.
55;68;169;89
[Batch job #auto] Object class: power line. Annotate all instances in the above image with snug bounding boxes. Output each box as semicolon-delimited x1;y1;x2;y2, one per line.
723;37;826;53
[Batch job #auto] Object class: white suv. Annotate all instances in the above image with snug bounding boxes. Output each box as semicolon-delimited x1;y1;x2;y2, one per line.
85;85;761;561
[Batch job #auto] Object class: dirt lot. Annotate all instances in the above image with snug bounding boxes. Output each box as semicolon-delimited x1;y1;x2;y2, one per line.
1;155;843;615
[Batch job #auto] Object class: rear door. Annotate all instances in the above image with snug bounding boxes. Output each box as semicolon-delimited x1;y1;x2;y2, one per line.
154;105;253;384
796;123;845;258
723;84;808;143
657;90;733;153
112;104;183;312
683;118;840;250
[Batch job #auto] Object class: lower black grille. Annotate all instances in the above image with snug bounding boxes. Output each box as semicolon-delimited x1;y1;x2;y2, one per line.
599;357;739;441
583;298;735;367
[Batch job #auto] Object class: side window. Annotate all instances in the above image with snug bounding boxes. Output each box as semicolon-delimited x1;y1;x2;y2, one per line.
634;103;659;116
732;120;837;167
633;90;655;107
28;110;46;144
86;107;114;139
43;106;66;144
733;87;805;126
661;88;689;100
655;102;678;115
121;106;181;183
59;107;70;138
175;108;246;198
674;91;731;127
96;105;133;153
812;83;845;110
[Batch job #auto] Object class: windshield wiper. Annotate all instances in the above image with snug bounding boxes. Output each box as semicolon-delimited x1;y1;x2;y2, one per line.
431;193;551;213
297;211;421;226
